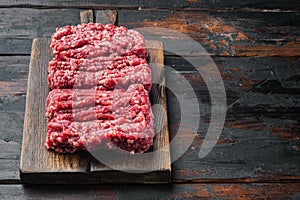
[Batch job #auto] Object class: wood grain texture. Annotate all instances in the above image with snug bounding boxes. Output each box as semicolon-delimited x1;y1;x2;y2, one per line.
1;183;300;199
0;8;81;55
6;9;170;184
95;10;118;24
88;9;170;184
0;57;29;181
20;38;171;184
90;40;171;184
80;10;94;23
20;38;92;184
0;55;298;182
0;56;298;182
1;8;299;57
0;1;298;199
0;0;299;10
19;10;171;182
119;10;300;57
165;55;300;181
0;4;299;199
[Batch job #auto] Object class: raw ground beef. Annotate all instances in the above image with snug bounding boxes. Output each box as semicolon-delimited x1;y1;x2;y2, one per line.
46;84;154;153
48;55;151;90
48;55;145;72
51;23;147;60
46;84;152;123
45;23;154;154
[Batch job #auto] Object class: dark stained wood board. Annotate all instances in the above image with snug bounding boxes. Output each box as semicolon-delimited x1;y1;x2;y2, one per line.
1;56;299;182
20;38;91;184
0;1;299;199
1;8;300;57
2;56;300;182
2;183;300;199
20;10;171;184
1;0;299;10
90;40;171;184
89;10;170;183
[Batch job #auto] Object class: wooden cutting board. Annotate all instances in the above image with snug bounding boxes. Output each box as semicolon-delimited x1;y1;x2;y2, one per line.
20;10;171;184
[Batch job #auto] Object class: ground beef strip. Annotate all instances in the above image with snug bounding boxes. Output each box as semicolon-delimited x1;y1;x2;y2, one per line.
51;23;147;60
56;43;147;60
48;56;151;90
46;118;154;154
49;55;146;72
45;84;154;154
46;84;151;123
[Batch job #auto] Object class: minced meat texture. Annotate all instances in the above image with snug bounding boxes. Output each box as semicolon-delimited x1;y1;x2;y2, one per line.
46;119;154;154
48;55;151;91
45;84;154;154
51;23;147;60
48;55;145;72
46;84;152;122
46;23;154;154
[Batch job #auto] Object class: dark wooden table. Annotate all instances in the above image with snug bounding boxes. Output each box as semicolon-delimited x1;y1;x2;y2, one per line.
1;1;300;199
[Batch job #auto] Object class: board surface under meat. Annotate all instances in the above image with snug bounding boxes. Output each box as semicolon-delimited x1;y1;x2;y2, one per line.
45;23;154;154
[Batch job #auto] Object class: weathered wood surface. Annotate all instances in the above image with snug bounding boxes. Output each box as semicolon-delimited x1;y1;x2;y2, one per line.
19;10;171;184
20;38;92;184
0;56;300;180
1;183;300;199
0;2;299;198
93;10;171;184
2;56;299;182
1;8;299;56
80;10;94;24
90;40;171;184
95;10;118;24
0;0;299;10
0;56;29;182
118;10;300;57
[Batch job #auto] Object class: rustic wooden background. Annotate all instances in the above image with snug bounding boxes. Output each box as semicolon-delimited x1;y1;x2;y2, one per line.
0;0;299;199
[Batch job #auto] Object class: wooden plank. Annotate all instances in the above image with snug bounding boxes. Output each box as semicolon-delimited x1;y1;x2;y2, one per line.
0;184;118;199
95;10;118;24
0;56;29;181
1;183;300;199
80;10;94;23
19;9;95;184
1;8;300;57
164;56;300;181
119;10;300;57
89;9;170;184
0;55;298;182
0;8;81;55
0;55;29;95
0;0;299;10
20;10;171;184
0;80;27;95
20;10;93;184
0;55;297;182
116;183;300;199
90;40;171;184
0;140;20;182
19;38;91;184
0;56;30;82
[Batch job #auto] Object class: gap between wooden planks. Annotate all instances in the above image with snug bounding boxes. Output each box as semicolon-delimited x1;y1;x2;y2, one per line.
20;10;171;184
